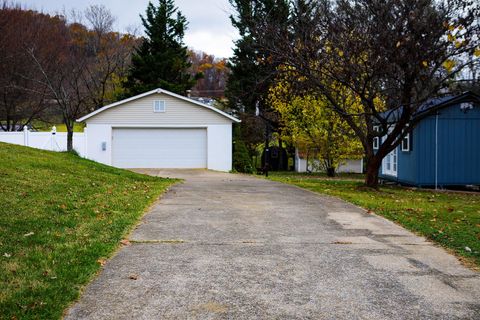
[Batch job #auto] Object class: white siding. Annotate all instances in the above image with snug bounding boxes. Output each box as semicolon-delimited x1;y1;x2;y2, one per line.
295;150;363;174
338;159;363;173
86;93;231;125
85;124;112;165
207;125;232;171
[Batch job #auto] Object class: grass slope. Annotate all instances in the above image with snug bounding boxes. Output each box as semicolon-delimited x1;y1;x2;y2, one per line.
268;173;480;268
33;121;85;132
0;142;176;319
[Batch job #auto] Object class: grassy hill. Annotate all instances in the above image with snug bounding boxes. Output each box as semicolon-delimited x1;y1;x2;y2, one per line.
0;142;176;319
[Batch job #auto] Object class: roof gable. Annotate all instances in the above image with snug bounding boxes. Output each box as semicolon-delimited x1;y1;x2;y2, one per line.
77;88;240;123
379;91;480;123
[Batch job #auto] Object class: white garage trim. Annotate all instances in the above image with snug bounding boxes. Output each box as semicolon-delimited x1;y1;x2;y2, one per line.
112;127;207;169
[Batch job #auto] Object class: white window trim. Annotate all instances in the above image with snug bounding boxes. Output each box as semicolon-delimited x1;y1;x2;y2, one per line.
153;100;166;113
373;126;380;150
401;132;410;152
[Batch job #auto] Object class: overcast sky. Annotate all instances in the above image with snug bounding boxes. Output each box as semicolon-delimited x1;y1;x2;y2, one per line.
20;0;239;58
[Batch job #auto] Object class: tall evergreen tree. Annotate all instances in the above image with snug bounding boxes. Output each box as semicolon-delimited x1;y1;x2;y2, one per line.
226;0;290;169
226;0;289;116
123;0;197;96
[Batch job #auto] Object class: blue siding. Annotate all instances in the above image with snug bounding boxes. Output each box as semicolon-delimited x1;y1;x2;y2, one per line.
396;127;418;185
434;103;480;185
380;100;480;187
416;117;436;186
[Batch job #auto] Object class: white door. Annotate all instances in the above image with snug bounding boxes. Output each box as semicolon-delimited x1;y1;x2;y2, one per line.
112;128;207;168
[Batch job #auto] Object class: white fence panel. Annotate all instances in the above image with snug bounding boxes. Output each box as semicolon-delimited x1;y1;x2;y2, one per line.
0;132;24;145
0;126;87;157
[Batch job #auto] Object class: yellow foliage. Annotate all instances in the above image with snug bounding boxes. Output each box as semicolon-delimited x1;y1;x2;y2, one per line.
269;69;363;170
442;59;456;72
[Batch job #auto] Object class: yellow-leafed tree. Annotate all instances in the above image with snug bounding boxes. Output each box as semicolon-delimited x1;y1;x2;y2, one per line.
269;72;363;176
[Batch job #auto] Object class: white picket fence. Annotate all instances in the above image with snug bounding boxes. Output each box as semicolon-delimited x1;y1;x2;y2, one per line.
0;126;87;157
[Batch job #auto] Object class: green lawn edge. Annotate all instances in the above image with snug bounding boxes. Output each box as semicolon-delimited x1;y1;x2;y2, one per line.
266;173;480;269
0;142;178;319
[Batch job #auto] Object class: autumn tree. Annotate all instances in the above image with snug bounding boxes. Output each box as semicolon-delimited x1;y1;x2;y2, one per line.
81;5;138;109
270;76;363;176
28;7;137;150
85;4;115;38
189;51;229;98
0;5;62;131
259;0;480;187
28;21;91;151
123;0;198;96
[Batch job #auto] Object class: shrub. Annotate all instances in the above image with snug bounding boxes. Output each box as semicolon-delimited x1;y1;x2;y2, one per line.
233;139;253;173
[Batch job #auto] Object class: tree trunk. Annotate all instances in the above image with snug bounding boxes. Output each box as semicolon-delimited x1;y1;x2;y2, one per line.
326;167;335;177
278;137;285;170
364;156;381;188
67;130;73;152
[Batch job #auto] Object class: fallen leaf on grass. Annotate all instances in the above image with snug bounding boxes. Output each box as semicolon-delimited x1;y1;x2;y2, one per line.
23;232;34;237
97;259;107;266
3;253;11;258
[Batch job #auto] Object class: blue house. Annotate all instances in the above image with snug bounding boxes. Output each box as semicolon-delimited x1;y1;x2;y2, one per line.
377;91;480;188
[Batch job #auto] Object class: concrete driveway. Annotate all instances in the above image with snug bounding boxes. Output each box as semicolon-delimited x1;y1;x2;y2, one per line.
66;170;480;319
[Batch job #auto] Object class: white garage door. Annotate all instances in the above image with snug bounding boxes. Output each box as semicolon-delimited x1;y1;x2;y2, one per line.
112;128;207;168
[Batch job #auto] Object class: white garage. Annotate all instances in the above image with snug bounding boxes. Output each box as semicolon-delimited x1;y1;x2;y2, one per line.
77;88;240;171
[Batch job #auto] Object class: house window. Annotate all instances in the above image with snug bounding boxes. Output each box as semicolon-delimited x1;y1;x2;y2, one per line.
401;132;410;152
153;100;166;113
383;148;398;177
373;126;380;150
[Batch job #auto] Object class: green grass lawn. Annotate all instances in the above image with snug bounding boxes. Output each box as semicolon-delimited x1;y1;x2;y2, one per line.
0;142;176;319
33;122;85;132
267;172;480;268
